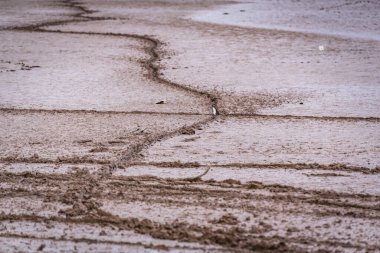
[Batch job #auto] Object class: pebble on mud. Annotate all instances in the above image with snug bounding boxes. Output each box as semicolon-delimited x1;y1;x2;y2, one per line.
180;128;195;135
212;213;239;225
89;146;108;153
37;244;45;251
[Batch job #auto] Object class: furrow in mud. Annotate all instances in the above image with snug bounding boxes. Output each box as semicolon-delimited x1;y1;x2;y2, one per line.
130;162;380;174
0;157;110;166
2;108;380;122
228;113;380;122
2;160;379;178
1;171;380;208
0;108;206;116
0;233;147;248
0;233;204;251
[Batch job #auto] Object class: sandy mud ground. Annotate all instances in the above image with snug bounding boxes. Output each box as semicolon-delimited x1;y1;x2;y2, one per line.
0;0;379;252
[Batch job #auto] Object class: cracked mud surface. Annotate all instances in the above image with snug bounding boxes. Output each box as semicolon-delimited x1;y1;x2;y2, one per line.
0;0;379;252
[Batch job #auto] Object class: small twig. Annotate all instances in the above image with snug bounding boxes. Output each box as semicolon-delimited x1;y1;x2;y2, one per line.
183;167;210;182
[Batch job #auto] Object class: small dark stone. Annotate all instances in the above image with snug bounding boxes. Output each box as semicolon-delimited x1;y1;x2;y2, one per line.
37;244;46;251
156;101;165;104
180;128;195;135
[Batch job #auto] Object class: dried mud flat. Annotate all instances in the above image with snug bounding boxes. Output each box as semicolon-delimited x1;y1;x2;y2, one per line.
0;0;380;252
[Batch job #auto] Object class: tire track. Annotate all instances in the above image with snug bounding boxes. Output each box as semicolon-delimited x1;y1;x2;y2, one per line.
1;172;379;251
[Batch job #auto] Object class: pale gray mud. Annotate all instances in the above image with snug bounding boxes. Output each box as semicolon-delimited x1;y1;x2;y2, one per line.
0;0;379;252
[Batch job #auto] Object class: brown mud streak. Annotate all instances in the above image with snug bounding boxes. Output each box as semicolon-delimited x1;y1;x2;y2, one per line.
0;233;152;249
1;108;379;122
0;108;206;116
0;233;210;252
0;156;111;165
2;170;380;202
2;159;378;175
227;114;380;122
130;161;380;174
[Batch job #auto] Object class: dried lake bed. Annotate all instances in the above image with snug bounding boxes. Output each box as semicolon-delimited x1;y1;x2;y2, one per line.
0;0;379;252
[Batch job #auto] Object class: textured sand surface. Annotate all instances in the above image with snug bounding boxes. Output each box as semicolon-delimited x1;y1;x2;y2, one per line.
141;117;380;168
0;0;379;252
